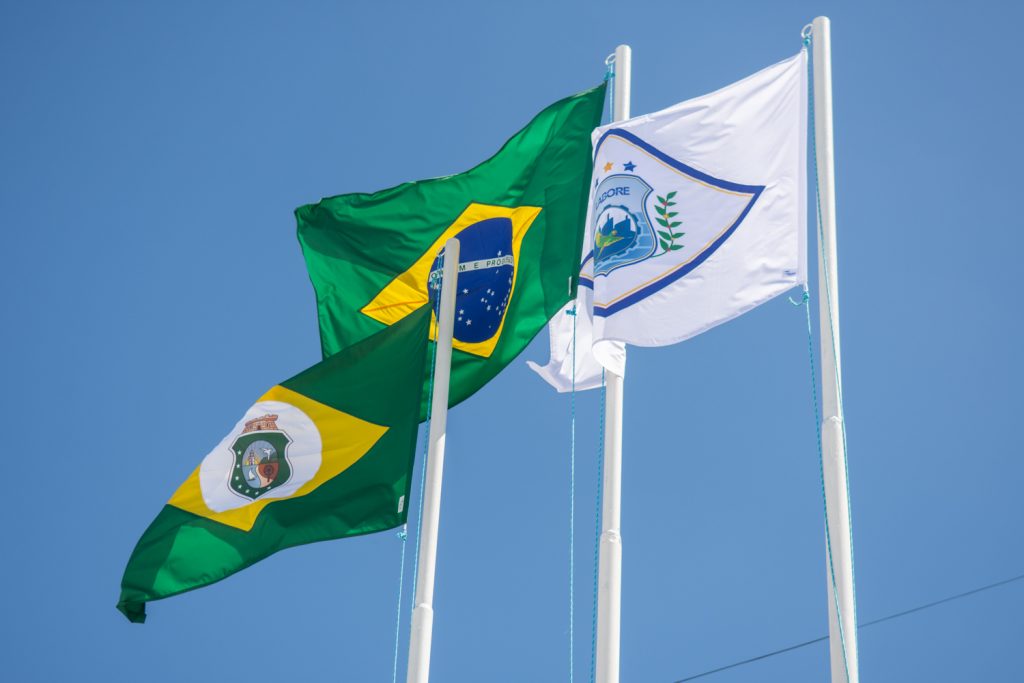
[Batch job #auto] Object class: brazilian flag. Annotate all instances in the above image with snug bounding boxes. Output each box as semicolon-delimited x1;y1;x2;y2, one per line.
296;84;606;416
117;308;431;623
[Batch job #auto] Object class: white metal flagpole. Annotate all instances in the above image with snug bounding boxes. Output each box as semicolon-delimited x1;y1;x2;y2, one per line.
595;43;630;683
406;237;460;683
810;16;860;683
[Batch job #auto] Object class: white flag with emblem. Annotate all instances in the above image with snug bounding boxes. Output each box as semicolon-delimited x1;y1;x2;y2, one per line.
530;51;808;391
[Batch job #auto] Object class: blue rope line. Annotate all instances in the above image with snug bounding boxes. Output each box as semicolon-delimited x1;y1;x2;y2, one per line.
392;250;443;682
588;56;614;683
569;305;578;683
811;95;860;680
582;52;621;683
809;93;860;635
794;287;849;674
391;526;408;683
804;37;852;678
804;33;859;680
590;369;606;683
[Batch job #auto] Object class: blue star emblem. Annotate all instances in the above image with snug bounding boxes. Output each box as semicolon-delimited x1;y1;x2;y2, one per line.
623;161;636;172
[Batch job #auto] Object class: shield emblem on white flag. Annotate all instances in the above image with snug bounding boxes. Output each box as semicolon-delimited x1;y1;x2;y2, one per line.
582;129;765;317
530;50;808;391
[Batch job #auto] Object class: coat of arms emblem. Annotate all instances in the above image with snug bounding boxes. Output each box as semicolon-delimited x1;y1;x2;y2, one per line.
592;174;658;277
229;414;292;500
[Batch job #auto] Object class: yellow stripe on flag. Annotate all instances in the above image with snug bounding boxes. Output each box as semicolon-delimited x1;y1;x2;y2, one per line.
168;385;387;531
360;202;540;358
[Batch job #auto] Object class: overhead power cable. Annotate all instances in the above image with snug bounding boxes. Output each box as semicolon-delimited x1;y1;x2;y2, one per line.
671;571;1024;683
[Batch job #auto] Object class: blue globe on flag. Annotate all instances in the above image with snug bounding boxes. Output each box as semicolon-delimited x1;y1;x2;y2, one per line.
429;216;515;345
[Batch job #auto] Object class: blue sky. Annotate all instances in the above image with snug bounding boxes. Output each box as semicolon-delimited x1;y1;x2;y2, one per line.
3;2;1022;681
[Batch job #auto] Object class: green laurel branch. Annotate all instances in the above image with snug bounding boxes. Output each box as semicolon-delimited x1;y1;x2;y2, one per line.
654;191;684;254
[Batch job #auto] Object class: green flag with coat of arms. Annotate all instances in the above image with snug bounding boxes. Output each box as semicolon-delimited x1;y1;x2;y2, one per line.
117;308;431;623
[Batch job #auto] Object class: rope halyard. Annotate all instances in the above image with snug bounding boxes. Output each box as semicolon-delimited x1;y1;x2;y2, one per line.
392;312;439;682
588;55;615;683
568;304;578;683
804;28;859;680
391;247;444;683
391;526;408;683
590;370;606;683
796;285;851;682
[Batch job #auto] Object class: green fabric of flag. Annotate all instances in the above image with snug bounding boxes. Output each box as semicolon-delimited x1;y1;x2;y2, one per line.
296;84;606;416
117;307;431;623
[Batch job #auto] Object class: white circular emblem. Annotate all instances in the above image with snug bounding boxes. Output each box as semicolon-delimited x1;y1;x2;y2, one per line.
198;400;322;512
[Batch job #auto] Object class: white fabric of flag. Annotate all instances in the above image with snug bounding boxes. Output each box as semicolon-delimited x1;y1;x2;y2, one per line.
529;51;808;391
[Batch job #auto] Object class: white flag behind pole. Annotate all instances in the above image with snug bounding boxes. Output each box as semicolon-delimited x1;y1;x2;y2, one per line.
526;287;626;393
530;50;808;391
